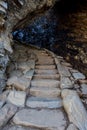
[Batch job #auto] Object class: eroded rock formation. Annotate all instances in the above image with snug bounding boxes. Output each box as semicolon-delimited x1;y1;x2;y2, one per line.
0;0;57;92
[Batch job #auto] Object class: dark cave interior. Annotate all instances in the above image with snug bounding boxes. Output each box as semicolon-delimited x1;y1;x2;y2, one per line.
13;0;87;76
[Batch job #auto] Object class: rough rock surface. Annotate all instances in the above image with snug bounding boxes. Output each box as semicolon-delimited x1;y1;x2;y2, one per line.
62;89;87;130
0;0;57;93
0;104;17;128
0;44;87;130
13;109;67;130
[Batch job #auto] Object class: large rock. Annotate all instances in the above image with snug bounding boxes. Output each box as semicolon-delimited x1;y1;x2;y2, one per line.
7;91;26;107
24;70;34;80
0;100;5;108
60;77;74;89
67;124;78;130
0;104;17;128
61;89;87;130
55;58;71;77
0;90;9;101
2;125;43;130
13;109;67;130
18;60;35;74
81;84;87;97
72;72;85;80
7;76;30;91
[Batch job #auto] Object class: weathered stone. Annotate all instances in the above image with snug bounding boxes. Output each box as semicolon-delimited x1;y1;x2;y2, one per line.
60;77;74;89
70;69;79;73
61;62;72;67
2;125;38;130
0;5;6;15
34;74;59;79
7;76;30;91
9;70;22;78
24;70;34;79
0;90;9;101
81;84;87;97
36;59;54;65
35;65;55;69
0;78;6;92
18;60;35;73
72;72;85;80
7;91;26;107
62;89;87;130
67;124;78;130
30;87;61;98
0;104;17;128
13;109;67;130
35;69;57;74
56;62;71;77
0;100;5;108
0;1;8;10
26;97;62;109
78;79;87;84
31;79;60;88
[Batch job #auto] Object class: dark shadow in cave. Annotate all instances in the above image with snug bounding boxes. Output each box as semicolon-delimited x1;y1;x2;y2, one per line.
13;0;87;75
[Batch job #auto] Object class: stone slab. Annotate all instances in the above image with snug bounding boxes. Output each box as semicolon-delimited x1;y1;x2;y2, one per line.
26;96;62;109
81;84;87;97
72;72;85;80
7;76;30;91
0;100;5;108
31;79;60;88
34;74;59;79
35;65;55;69
7;91;26;107
30;87;61;98
2;125;38;130
35;69;58;74
56;63;71;77
24;70;34;79
67;124;78;130
60;77;74;89
0;104;17;128
9;70;22;78
18;60;35;70
13;109;67;130
62;89;87;130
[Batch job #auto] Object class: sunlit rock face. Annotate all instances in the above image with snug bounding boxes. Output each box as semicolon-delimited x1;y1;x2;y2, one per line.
13;0;87;76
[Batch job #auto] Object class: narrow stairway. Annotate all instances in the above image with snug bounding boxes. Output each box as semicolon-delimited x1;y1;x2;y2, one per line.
0;44;87;130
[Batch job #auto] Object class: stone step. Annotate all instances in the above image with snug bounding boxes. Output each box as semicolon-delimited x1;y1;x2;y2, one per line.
35;65;56;69
37;57;53;61
31;80;60;88
36;59;54;65
35;69;58;74
33;74;60;79
35;53;49;56
26;96;63;109
30;87;61;98
37;56;52;59
13;109;67;130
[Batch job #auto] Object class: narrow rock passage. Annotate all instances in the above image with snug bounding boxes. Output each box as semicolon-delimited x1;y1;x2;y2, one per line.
0;43;87;130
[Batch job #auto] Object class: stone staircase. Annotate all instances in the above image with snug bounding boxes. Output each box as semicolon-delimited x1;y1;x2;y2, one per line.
0;44;87;130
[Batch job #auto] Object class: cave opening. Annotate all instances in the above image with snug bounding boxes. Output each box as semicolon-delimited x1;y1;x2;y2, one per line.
13;0;87;76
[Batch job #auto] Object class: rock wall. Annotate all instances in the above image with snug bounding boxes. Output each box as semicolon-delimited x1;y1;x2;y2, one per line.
0;0;57;92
